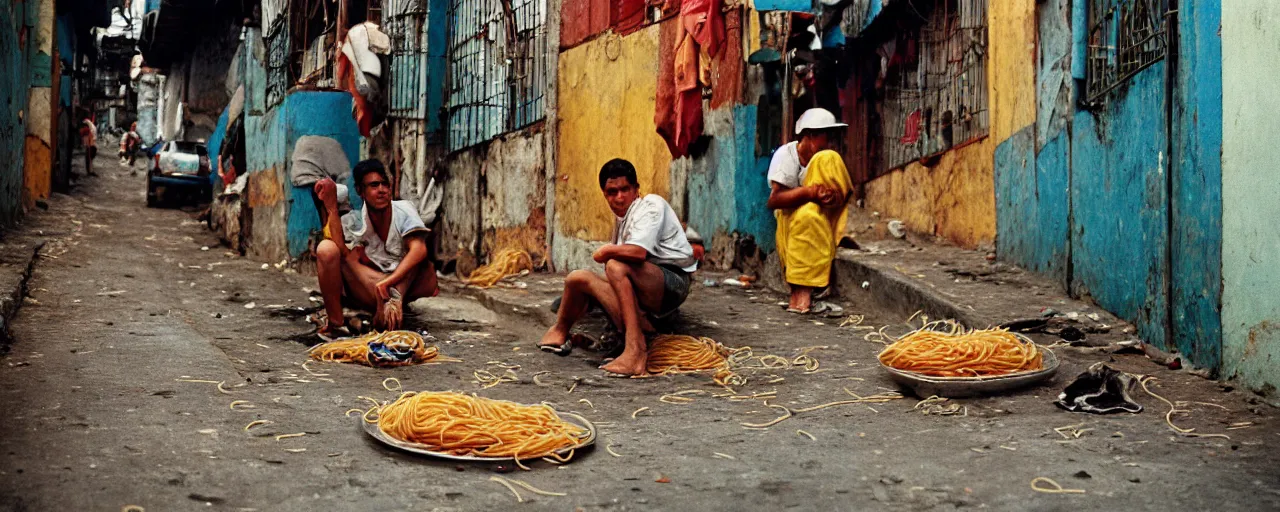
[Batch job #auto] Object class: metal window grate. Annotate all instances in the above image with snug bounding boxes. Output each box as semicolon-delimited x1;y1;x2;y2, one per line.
445;0;547;151
386;0;429;119
874;0;989;175
265;28;291;109
1084;0;1169;105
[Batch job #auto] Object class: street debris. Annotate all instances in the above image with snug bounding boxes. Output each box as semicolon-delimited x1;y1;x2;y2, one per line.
1055;363;1143;414
1031;477;1085;494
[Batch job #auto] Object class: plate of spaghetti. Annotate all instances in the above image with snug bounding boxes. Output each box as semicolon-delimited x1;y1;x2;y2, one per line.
877;322;1059;397
359;391;595;465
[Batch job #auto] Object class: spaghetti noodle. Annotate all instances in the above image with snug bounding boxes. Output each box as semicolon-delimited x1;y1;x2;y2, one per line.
878;321;1043;377
308;331;458;368
464;249;535;288
369;391;587;460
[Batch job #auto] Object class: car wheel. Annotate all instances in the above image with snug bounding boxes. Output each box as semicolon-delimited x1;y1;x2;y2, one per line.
146;176;158;207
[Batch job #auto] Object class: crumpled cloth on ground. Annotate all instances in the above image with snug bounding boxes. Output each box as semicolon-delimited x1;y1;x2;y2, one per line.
1055;362;1143;414
367;337;417;366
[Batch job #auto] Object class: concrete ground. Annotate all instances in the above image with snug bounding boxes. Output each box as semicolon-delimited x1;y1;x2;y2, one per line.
1;153;1279;511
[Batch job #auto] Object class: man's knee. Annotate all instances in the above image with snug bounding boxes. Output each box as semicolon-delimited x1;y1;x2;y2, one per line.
316;239;341;266
604;259;633;283
565;269;594;290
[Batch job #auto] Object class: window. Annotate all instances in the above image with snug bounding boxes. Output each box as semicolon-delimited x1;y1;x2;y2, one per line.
385;0;429;119
1084;0;1169;105
872;0;989;175
264;27;290;108
445;0;548;151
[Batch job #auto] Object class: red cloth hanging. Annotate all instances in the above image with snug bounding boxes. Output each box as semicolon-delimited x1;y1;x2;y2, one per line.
655;20;704;158
680;0;724;56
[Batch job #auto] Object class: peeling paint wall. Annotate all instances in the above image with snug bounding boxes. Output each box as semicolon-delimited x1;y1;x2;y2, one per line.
861;0;1032;250
22;0;55;210
480;129;548;264
0;0;31;225
555;24;672;269
1222;0;1280;395
864;138;996;248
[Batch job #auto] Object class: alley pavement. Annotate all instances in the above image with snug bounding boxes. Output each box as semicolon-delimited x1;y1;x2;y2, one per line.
1;155;1279;511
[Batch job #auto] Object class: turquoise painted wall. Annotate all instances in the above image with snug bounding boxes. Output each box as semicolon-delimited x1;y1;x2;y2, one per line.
1;0;31;225
1171;0;1223;370
1222;0;1280;395
685;104;775;257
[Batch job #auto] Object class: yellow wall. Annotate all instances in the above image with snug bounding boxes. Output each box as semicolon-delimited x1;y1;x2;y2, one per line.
864;139;996;248
862;0;1036;248
990;0;1038;143
556;27;672;241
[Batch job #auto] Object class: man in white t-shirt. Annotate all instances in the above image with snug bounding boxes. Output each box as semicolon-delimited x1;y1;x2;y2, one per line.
538;159;698;377
313;159;438;337
767;108;852;313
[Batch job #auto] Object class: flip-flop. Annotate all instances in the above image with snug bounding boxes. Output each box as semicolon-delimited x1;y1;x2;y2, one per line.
537;339;573;356
602;371;633;378
811;301;845;317
786;307;810;315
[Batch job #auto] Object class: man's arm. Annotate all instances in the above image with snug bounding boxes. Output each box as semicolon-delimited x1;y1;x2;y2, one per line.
767;182;823;210
374;235;428;300
592;243;648;264
315;178;348;259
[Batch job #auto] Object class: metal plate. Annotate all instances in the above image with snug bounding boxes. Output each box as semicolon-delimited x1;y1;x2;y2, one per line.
880;348;1060;398
361;411;597;463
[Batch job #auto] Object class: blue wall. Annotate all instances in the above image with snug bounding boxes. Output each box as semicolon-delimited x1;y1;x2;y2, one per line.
995;126;1070;284
1069;64;1172;351
1;1;31;225
685;105;776;257
280;92;361;258
1170;0;1223;369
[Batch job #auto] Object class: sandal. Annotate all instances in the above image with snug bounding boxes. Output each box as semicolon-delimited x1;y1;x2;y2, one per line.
537;338;574;356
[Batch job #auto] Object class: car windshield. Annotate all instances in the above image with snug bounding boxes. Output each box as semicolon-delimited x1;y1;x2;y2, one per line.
172;142;207;156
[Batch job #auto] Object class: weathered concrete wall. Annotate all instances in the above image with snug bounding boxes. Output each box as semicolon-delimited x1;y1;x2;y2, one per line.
864;138;996;249
995;0;1071;284
685;104;776;267
1222;0;1280;395
0;1;31;225
1069;65;1171;351
435;126;550;268
22;0;56;210
555;24;672;268
1170;0;1223;370
239;28;360;263
479;129;548;265
863;0;1034;249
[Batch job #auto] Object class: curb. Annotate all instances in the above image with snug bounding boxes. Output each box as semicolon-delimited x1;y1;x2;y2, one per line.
0;241;47;351
831;253;987;327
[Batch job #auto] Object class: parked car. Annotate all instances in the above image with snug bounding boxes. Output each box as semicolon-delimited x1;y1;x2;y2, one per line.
147;140;212;207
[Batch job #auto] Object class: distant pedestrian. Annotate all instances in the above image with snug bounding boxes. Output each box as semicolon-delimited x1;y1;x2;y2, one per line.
118;122;141;167
766;108;851;314
79;116;98;176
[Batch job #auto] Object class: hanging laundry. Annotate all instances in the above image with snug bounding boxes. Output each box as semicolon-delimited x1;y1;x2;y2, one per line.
655;1;725;158
900;109;922;144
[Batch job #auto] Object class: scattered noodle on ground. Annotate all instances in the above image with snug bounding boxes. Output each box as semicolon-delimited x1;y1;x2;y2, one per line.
878;321;1043;377
308;331;459;368
465;249;534;288
368;391;587;460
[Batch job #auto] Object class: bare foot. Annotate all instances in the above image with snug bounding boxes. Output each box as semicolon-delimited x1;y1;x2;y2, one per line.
600;332;648;376
789;285;812;312
539;325;570;348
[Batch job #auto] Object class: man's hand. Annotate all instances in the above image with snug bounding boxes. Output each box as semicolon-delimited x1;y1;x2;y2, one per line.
592;245;612;264
815;186;842;208
314;178;339;212
374;276;395;301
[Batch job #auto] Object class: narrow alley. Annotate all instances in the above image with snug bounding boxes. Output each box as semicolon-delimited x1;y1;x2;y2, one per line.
0;153;1278;511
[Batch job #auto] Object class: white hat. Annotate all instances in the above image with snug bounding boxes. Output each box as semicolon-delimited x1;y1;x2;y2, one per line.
794;108;847;135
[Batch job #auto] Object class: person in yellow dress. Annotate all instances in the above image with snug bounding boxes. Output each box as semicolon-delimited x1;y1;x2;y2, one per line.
766;108;852;313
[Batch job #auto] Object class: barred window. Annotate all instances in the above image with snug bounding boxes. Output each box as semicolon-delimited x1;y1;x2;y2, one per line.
1084;0;1169;105
873;0;989;175
265;27;290;109
445;0;548;151
385;0;429;119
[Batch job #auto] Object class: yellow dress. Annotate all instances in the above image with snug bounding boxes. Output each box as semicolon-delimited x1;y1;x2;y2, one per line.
774;150;851;288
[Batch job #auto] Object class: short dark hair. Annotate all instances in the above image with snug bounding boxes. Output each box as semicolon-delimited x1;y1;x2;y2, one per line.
353;159;390;189
598;158;638;189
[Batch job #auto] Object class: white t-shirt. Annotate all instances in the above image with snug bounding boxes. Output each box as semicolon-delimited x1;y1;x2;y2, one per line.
613;194;698;273
766;141;808;189
342;200;429;273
